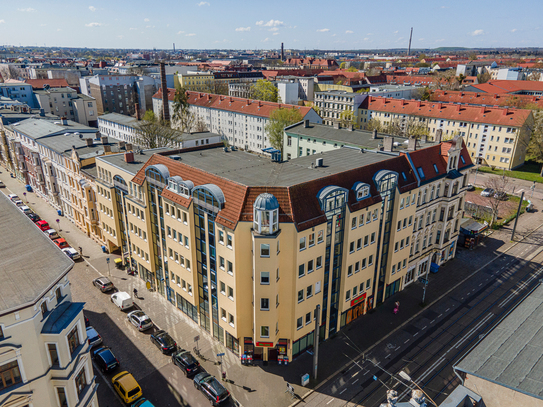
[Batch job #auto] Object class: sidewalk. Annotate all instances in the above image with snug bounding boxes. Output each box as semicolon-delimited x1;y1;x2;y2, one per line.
469;168;543;201
3;169;543;407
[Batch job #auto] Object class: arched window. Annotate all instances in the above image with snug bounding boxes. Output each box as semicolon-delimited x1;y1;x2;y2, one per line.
192;184;225;213
253;193;279;235
352;182;371;201
317;186;348;216
145;164;169;187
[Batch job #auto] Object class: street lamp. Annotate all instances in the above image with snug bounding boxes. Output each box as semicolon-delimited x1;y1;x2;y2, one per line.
398;371;437;407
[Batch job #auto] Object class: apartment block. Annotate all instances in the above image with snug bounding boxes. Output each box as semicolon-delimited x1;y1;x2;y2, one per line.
359;96;533;169
94;137;471;363
34;87;98;127
152;89;322;152
0;193;99;407
314;90;367;127
176;71;263;92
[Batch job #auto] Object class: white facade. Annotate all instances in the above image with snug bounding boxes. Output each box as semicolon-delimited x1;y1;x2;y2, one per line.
98;113;139;145
34;88;97;126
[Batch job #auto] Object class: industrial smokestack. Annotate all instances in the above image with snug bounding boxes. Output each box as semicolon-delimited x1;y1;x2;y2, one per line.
407;27;413;56
173;43;175;53
281;43;284;61
160;62;170;122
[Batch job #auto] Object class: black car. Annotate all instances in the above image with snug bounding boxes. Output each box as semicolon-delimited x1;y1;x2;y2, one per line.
92;346;120;373
26;212;40;222
172;349;200;377
150;330;177;354
193;372;230;406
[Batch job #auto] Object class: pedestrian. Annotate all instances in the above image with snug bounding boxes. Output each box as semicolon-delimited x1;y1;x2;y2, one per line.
394;301;400;314
133;288;138;299
78;246;83;255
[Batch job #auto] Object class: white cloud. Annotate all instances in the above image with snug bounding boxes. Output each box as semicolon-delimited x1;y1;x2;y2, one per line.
144;18;149;22
316;28;330;32
85;22;103;27
511;28;517;33
255;19;284;27
470;29;484;36
177;30;185;34
129;27;137;30
269;27;279;32
18;7;36;12
345;30;353;34
40;23;47;26
363;37;369;41
441;5;448;8
89;6;96;11
197;1;210;5
393;30;399;34
419;38;425;41
118;35;124;39
332;34;337;37
145;25;155;28
0;20;4;24
435;38;445;43
186;33;196;36
57;28;62;31
261;37;269;42
235;26;250;32
273;32;279;35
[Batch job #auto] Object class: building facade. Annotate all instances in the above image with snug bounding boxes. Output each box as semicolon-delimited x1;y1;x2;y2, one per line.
314;91;367;127
34;87;97;127
0;83;36;108
152;89;322;153
0;193;98;407
94;138;472;364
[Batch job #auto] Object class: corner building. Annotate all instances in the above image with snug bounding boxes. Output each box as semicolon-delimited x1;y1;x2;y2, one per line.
103;138;472;363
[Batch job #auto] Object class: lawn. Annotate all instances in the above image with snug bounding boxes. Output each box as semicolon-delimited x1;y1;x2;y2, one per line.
477;161;543;183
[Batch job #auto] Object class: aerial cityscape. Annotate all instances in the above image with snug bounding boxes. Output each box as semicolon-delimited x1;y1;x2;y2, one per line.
1;2;543;407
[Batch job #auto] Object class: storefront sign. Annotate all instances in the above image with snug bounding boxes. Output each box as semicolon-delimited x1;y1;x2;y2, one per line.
350;292;367;307
256;342;274;347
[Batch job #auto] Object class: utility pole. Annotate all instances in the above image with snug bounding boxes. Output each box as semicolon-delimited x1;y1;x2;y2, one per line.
511;191;525;241
312;305;320;380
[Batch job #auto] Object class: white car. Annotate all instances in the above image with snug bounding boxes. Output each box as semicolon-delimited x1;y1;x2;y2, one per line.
110;292;134;311
480;188;494;197
62;247;81;260
127;310;153;331
8;194;19;201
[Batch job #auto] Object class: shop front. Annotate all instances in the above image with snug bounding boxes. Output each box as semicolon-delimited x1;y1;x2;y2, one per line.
340;293;366;329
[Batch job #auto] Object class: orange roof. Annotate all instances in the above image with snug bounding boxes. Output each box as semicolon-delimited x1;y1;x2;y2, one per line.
431;90;543;109
25;78;70;89
386;75;436;86
469;80;543;94
362;96;531;127
153;89;315;119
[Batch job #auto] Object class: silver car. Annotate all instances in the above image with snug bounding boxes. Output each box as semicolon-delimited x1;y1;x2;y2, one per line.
127;310;153;331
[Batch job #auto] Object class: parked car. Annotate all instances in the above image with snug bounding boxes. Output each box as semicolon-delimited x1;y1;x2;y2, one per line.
92;346;119;373
53;238;70;250
466;184;475;191
26;212;40;222
86;326;103;348
111;291;134;311
93;277;115;292
150;330;177;354
44;228;59;240
111;371;143;404
193;372;230;406
19;205;31;215
7;194;19;202
14;200;24;207
0;180;5;188
127;310;153;331
481;188;495;197
62;247;81;260
36;220;50;231
494;191;508;200
172;349;200;377
131;399;155;407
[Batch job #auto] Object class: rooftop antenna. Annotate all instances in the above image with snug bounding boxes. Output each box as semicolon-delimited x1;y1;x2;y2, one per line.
407;27;413;56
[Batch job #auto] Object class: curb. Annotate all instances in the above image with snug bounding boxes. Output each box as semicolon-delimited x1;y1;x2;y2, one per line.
289;221;543;406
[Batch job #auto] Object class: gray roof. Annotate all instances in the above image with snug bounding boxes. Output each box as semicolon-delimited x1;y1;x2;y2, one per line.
455;283;543;400
97;148;172;176
98;113;139;127
8;117;96;140
165;146;395;187
0;193;73;314
34;87;76;94
285;122;437;152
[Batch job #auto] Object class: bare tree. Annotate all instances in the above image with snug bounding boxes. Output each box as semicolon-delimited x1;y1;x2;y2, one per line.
365;118;382;132
134;111;183;148
484;176;509;228
171;88;197;133
404;117;429;139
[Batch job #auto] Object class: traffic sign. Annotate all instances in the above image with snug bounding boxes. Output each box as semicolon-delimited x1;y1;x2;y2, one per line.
106;257;110;264
418;277;428;285
194;335;200;342
217;352;225;357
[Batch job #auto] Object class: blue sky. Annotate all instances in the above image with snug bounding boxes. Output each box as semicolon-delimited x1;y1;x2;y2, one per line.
1;0;542;50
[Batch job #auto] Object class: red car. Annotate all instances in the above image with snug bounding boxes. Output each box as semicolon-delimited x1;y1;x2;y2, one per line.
36;220;50;231
53;238;70;250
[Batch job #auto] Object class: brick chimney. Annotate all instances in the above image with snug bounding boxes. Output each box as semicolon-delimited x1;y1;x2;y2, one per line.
480;106;486;114
126;143;133;151
160;62;170;122
103;145;111;153
135;102;140;120
416;101;421;108
333;121;340;129
85;138;93;146
383;136;394;152
101;136;108;145
124;151;135;163
435;129;443;143
407;137;417;151
502;108;508;116
372;129;377;139
304;119;310;128
420;134;427;143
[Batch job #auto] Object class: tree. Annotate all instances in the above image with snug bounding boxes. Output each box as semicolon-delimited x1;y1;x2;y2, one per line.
346;66;358;72
477;72;491;84
338;110;358;128
404;118;429;139
418;53;427;61
171;88;197;133
135;111;182;149
340;62;347;69
365;118;382;132
456;73;466;87
382;118;403;136
435;70;458;90
483;176;509;228
526;111;543;175
265;108;303;154
251;79;279;102
469;53;477;61
528;72;541;81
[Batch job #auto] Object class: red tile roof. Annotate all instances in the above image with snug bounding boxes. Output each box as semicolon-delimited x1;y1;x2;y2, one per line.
24;78;70;89
431;90;543;109
469;80;543;94
153;89;315;119
362;96;531;127
386;75;437;86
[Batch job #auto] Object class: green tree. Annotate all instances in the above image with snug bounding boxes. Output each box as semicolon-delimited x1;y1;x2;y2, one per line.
346;66;358;72
526;111;543;175
265;108;303;154
382;118;403;136
340;62;347;69
251;79;279;102
404;118;429;139
469;53;477;61
338;110;359;128
365;118;382;132
418;53;427;61
171;88;197;133
135;111;182;149
477;72;491;84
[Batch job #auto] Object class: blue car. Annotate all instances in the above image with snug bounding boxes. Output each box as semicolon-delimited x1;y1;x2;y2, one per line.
131;399;155;407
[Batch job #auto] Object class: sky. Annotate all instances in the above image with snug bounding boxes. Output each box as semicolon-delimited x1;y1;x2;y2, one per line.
1;0;542;51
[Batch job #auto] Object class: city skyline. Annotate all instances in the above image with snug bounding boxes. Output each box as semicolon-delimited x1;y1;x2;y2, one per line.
1;0;542;50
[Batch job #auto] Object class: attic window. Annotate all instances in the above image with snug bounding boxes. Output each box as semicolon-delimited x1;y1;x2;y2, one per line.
433;164;439;173
417;167;425;179
460;156;465;164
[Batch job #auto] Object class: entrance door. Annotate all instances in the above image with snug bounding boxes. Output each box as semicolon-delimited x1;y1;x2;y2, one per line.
268;347;278;362
253;347;263;360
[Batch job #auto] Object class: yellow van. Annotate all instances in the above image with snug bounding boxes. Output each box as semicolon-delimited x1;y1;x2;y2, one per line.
111;371;142;404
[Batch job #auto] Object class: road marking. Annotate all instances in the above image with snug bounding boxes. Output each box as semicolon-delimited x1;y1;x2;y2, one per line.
395;346;400;351
445;308;450;312
327;399;334;405
479;283;482;286
352;379;359;385
421;326;427;330
340;389;347;395
413;332;419;337
404;339;410;344
438;314;442;318
430;320;435;324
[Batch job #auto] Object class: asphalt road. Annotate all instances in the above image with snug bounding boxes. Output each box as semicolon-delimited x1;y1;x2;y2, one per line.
301;227;543;407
